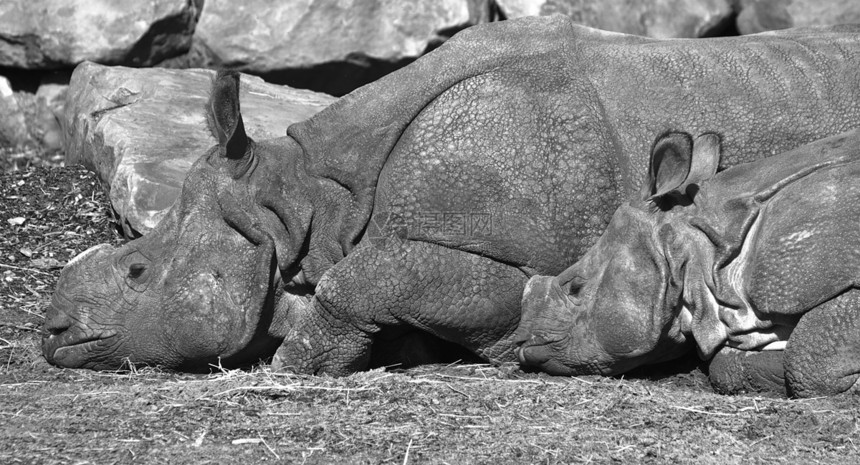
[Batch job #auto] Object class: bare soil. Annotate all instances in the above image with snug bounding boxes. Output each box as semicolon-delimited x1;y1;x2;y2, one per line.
1;164;859;464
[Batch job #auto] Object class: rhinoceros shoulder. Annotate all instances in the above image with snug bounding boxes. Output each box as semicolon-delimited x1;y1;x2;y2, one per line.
746;163;860;315
371;57;620;273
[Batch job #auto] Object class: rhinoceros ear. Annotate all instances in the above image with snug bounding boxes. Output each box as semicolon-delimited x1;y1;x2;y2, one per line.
206;70;252;174
646;132;720;202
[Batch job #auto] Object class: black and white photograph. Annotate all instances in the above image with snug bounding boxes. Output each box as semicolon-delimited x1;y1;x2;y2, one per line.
2;0;860;462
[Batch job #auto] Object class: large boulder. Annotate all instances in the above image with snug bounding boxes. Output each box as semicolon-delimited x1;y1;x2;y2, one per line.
495;0;734;38
737;0;860;35
159;0;492;95
0;0;202;69
63;62;335;236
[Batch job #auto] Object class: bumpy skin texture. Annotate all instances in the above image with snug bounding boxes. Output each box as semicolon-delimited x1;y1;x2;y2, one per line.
785;290;860;397
45;17;860;375
516;129;860;397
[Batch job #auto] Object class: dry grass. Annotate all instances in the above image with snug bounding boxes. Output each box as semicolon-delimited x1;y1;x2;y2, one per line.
1;163;859;464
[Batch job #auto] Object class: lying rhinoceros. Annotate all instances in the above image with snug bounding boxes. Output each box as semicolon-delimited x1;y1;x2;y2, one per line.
43;16;860;375
516;129;860;397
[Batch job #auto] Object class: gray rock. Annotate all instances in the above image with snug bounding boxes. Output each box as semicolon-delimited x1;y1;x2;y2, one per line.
737;0;860;35
35;83;67;151
0;77;66;153
0;76;32;148
162;0;491;95
0;0;202;68
496;0;733;38
63;62;335;236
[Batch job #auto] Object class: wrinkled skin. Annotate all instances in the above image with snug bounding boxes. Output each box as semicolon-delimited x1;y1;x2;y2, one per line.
44;16;860;374
516;129;860;397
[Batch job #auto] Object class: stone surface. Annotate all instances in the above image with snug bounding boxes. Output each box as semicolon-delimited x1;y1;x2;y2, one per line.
34;83;67;150
737;0;860;35
63;62;335;236
495;0;733;38
0;76;32;147
163;0;491;95
0;0;202;69
0;76;66;152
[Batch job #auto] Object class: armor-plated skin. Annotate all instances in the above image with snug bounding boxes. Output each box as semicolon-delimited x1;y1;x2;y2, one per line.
516;130;860;397
43;16;860;375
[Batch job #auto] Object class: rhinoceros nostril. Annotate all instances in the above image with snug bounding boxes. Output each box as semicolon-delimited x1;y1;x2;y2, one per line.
43;305;74;337
44;319;71;337
47;325;68;337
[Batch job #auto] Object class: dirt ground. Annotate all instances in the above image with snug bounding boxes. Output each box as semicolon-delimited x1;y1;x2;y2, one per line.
2;164;859;464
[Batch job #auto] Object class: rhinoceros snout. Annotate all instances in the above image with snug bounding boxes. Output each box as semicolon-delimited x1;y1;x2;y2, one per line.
43;243;122;368
43;299;73;338
42;290;118;368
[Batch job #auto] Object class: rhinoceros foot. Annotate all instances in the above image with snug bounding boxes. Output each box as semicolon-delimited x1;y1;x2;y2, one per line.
708;347;786;396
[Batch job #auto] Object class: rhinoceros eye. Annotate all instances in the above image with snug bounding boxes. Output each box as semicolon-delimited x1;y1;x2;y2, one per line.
563;276;586;296
119;251;152;292
128;263;147;280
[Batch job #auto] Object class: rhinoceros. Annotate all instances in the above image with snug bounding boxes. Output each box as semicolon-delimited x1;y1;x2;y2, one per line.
516;129;860;397
43;16;860;375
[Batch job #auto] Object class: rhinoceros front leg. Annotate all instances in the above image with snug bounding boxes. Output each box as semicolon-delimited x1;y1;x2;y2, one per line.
784;289;860;398
272;239;527;375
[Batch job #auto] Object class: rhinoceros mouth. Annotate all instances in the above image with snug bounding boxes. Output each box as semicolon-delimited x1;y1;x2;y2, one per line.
515;334;566;365
42;330;120;367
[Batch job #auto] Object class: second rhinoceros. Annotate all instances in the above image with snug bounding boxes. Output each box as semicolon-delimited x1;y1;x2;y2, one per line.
516;129;860;397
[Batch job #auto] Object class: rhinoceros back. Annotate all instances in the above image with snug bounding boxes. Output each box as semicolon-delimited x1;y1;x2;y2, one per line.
289;16;627;267
291;17;860;274
584;25;860;194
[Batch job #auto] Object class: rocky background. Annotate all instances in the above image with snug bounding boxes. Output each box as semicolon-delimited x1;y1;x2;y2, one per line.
1;0;858;235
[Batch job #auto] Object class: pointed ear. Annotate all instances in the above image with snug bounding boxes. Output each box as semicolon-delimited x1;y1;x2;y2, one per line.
646;132;720;201
206;70;250;163
688;132;721;185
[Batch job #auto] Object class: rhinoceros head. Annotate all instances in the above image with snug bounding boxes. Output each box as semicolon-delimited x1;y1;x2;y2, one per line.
43;71;312;370
514;132;721;375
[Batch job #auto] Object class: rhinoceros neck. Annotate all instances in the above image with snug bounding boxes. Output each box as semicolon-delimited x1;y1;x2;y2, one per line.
240;136;353;287
676;192;806;358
